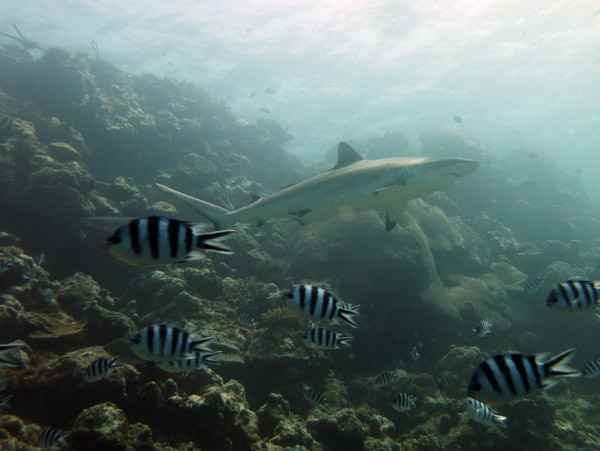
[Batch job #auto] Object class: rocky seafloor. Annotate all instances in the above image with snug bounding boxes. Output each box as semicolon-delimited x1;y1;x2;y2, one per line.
0;44;600;450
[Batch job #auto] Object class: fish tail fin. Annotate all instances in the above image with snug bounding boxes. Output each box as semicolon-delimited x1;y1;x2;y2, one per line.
191;337;215;354
338;304;360;328
543;348;581;379
156;184;234;229
195;229;235;254
110;354;123;368
203;351;222;365
493;415;508;428
0;395;12;408
337;336;353;347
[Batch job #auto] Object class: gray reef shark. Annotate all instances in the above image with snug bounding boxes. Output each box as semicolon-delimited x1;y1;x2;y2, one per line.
157;142;479;231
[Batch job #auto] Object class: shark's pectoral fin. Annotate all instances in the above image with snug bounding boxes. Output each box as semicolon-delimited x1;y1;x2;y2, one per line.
385;202;408;231
291;209;311;217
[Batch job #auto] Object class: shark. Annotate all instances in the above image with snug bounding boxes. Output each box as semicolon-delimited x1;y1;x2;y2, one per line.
156;142;479;231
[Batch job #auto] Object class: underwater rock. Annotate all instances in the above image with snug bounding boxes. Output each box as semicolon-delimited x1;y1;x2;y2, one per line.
47;142;81;162
307;409;365;451
256;393;292;437
435;345;485;399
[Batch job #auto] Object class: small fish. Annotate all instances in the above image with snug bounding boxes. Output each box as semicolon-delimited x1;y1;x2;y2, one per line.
465;398;507;428
156;351;221;373
248;92;256;98
0;259;14;273
302;327;352;350
0;370;7;391
522;275;545;293
104;216;235;267
128;324;214;362
0;116;14;131
473;318;493;337
260;108;270;114
410;346;421;361
546;280;600;313
0;394;12;409
302;387;328;409
35;253;44;266
238;313;258;328
467;348;580;404
453;115;463;123
84;355;122;382
282;285;360;328
390;392;416;412
583;360;600;378
41;288;55;302
0;343;25;368
38;427;69;450
375;372;398;387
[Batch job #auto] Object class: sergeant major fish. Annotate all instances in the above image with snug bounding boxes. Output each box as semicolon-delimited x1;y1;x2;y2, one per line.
283;285;360;328
84;355;122;382
522;274;545;294
546;280;600;313
473;318;493;337
410;346;421;361
583;359;600;378
302;387;328;409
465;398;507;428
467;348;580;404
38;427;68;450
302;327;352;350
390;392;416;412
156;351;221;373
129;324;214;362
238;313;258;328
104;216;235;267
375;372;398;387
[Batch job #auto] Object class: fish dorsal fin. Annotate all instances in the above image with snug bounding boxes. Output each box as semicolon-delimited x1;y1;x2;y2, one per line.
332;142;364;170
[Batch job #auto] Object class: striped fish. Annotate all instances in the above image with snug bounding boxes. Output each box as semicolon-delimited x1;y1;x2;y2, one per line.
104;216;235;266
522;275;545;294
473;318;493;337
302;387;328;409
156;351;221;373
302;327;352;350
39;427;68;449
390;392;416;412
0;395;11;409
0;116;14;131
467;348;580;404
128;324;214;362
84;355;122;382
374;372;398;387
546;280;600;313
0;343;25;369
583;360;600;378
283;285;360;328
238;313;258;328
465;398;507;428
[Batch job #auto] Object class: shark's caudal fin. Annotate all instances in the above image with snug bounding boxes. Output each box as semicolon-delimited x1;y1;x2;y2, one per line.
156;184;233;229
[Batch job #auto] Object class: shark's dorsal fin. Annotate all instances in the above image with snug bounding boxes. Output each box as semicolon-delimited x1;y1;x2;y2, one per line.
332;142;364;170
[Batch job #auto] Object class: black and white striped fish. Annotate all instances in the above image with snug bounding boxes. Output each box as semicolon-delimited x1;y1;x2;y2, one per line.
390;392;416;412
156;351;221;373
473;318;493;337
546;280;600;314
302;327;352;350
0;116;14;132
0;343;25;369
283;285;360;328
522;274;545;294
465;398;507;428
375;372;398;387
583;360;600;378
467;348;580;404
128;324;214;362
302;387;328;408
84;355;122;382
0;395;11;409
38;426;68;449
238;313;258;328
104;216;235;266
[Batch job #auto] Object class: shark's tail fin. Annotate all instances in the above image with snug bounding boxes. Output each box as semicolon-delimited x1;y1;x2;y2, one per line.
156;184;233;229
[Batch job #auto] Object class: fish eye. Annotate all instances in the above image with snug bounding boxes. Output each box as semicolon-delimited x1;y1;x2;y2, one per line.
107;235;121;245
130;337;140;344
468;381;482;392
283;292;293;299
